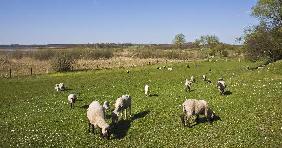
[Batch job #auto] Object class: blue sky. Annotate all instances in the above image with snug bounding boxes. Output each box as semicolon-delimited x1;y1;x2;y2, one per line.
0;0;258;44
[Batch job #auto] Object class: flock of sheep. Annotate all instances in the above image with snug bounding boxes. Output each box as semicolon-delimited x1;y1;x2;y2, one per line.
54;68;227;140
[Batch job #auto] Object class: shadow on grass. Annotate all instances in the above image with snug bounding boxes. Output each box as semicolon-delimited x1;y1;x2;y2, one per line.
110;110;150;139
224;91;232;95
180;114;222;128
80;104;89;109
149;93;159;97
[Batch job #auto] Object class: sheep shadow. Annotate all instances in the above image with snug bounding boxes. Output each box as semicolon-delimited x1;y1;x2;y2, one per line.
224;91;232;96
111;110;150;139
181;114;222;128
80;104;89;109
149;93;159;97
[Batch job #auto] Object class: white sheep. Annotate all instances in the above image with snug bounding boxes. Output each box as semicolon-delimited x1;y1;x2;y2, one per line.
87;101;110;139
184;79;192;92
59;83;65;91
68;94;77;108
168;67;173;71
181;99;215;127
112;95;132;123
103;101;110;116
144;84;149;96
54;84;60;91
217;78;226;95
202;75;207;81
190;76;195;83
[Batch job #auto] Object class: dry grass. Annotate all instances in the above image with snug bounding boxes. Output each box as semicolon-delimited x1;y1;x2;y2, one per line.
0;57;188;77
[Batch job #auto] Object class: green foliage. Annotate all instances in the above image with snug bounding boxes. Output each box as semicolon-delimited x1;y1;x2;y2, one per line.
243;0;282;62
173;33;186;48
51;52;76;72
0;60;281;147
195;35;220;48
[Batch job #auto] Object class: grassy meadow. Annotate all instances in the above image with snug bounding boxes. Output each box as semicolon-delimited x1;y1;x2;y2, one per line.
0;59;281;147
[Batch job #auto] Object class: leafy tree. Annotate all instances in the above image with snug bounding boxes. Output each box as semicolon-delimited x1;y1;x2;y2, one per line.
243;0;282;61
173;33;186;48
195;35;220;48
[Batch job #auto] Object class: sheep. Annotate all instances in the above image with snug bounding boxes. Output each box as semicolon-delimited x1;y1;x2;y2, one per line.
54;84;60;91
184;79;192;92
112;95;132;123
181;99;215;127
202;75;207;81
68;94;77;108
190;76;195;83
217;78;226;95
168;67;173;71
87;101;110;139
202;75;212;83
59;83;65;91
145;84;149;96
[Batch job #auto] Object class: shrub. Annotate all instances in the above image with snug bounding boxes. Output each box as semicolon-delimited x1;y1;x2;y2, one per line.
51;52;75;72
83;48;113;59
31;49;56;60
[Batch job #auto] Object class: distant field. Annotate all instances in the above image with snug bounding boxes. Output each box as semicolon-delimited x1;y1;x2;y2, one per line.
0;60;281;147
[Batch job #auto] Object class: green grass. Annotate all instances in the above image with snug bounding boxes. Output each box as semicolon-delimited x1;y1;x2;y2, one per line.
0;59;281;147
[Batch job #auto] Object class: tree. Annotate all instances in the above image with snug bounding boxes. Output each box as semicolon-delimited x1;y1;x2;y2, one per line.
173;33;186;48
195;35;220;48
243;0;282;61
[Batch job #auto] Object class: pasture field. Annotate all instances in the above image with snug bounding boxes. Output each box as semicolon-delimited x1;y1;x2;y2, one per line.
0;59;281;147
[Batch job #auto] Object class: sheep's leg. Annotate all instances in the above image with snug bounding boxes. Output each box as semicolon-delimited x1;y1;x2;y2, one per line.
125;109;127;119
88;122;91;132
129;105;131;118
92;125;95;133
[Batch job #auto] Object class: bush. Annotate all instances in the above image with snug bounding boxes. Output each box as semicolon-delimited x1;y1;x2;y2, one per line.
83;48;113;59
51;52;75;72
31;49;56;60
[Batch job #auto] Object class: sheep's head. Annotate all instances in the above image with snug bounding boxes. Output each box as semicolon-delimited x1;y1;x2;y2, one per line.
102;126;110;140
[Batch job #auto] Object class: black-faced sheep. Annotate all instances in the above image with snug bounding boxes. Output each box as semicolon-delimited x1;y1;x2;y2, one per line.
68;94;77;108
217;78;226;95
184;79;192;92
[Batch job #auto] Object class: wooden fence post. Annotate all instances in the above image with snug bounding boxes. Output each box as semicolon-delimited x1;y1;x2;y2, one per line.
30;68;33;75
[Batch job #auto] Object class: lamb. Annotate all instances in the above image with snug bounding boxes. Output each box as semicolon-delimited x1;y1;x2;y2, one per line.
68;94;77;108
103;101;110;116
190;76;195;83
202;75;207;81
144;84;149;96
181;99;215;127
217;78;226;95
59;83;65;91
112;95;132;123
87;101;110;139
202;75;212;83
184;79;192;92
54;84;60;91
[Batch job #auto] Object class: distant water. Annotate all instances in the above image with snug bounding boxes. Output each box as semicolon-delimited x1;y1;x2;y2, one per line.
0;48;37;52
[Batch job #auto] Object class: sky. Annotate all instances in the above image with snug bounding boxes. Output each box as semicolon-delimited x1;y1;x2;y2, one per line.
0;0;258;44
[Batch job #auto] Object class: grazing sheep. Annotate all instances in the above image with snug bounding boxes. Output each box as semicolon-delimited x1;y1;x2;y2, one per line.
54;84;60;91
217;78;226;95
184;79;192;92
126;70;130;73
202;75;207;81
190;76;195;83
181;99;215;127
68;94;77;108
145;84;149;96
157;67;162;70
87;101;110;139
59;83;65;91
168;68;173;71
202;75;212;83
112;95;132;123
103;101;110;115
